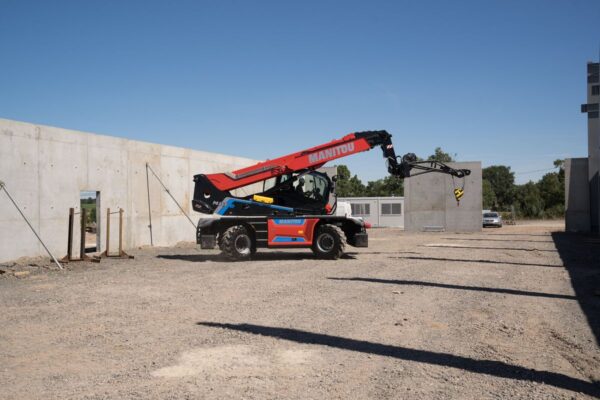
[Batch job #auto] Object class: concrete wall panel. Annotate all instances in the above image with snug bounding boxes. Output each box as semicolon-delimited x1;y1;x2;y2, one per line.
565;158;590;232
1;224;42;261
38;133;87;220
444;162;483;232
0;124;39;223
0;118;257;262
405;162;482;232
160;156;191;216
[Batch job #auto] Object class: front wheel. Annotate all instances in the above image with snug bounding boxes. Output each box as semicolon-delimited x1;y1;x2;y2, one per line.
312;224;346;260
221;225;254;261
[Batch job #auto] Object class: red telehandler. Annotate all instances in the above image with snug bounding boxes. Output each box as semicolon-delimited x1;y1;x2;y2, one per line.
192;130;470;260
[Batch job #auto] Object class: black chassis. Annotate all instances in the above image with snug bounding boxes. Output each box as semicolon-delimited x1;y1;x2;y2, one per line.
196;215;368;250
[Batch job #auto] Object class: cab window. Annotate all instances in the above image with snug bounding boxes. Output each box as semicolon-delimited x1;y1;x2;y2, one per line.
293;172;328;201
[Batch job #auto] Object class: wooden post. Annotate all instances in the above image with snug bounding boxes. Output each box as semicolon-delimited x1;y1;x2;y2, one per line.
61;207;99;263
80;208;87;259
101;208;133;259
67;208;74;260
118;208;123;255
105;207;111;256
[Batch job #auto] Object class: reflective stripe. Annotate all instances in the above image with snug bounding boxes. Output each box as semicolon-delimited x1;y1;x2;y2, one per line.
272;218;305;225
216;198;294;215
273;236;306;243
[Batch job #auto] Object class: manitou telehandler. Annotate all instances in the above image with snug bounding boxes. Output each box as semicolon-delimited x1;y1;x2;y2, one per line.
192;130;470;260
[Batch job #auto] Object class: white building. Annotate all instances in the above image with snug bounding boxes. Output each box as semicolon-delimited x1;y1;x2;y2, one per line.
338;196;404;228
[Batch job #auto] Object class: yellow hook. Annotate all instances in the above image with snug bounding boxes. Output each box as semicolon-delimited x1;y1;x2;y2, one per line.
454;188;464;204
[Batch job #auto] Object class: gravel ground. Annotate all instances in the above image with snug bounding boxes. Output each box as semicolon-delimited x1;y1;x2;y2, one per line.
1;222;599;399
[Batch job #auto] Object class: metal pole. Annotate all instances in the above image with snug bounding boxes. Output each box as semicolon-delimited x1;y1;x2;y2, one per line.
146;164;196;229
0;181;63;270
145;163;154;246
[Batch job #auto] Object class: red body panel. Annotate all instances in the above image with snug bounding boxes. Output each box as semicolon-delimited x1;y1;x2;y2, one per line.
206;133;373;191
267;218;319;247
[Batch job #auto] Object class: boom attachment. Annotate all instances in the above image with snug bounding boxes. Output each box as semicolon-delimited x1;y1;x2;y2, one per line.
392;153;471;204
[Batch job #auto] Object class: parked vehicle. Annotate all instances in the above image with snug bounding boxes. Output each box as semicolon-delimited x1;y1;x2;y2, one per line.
483;212;503;228
335;201;352;218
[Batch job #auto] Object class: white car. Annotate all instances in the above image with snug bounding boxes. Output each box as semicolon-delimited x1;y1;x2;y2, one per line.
483;212;503;228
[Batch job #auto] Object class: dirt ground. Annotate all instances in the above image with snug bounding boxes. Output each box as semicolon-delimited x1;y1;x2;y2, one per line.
1;222;599;399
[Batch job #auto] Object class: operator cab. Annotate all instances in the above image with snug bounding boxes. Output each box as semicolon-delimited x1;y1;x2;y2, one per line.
258;170;334;214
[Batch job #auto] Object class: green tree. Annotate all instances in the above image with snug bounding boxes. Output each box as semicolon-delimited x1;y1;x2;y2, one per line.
514;182;544;218
88;207;97;224
334;165;366;197
482;179;497;210
427;147;455;163
537;172;564;218
365;176;404;197
554;159;565;185
553;158;565;170
482;165;515;210
365;179;384;197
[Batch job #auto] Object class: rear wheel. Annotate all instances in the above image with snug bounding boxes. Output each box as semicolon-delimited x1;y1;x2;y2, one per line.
221;225;254;260
312;224;346;259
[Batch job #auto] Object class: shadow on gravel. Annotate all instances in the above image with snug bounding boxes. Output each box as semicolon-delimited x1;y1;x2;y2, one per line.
328;277;576;300
421;245;558;253
467;233;553;237
157;253;356;263
551;232;600;346
390;255;563;269
347;251;421;255
197;322;600;397
443;237;554;243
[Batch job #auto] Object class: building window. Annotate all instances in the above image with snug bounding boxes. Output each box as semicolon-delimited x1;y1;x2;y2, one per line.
593;85;600;96
589;63;600;83
582;103;599;113
589;111;599;119
381;203;402;215
351;203;370;216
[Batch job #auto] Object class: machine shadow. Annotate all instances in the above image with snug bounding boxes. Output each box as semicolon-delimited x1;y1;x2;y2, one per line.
196;322;600;397
390;255;564;269
347;251;421;255
469;233;552;237
551;232;600;346
421;245;558;253
443;237;554;243
157;252;356;263
328;277;576;300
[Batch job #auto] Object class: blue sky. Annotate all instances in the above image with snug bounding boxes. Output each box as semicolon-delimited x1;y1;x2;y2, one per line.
1;0;599;184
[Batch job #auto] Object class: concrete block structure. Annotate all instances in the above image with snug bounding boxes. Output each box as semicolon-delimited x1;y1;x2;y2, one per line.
565;158;591;232
574;61;600;233
0;118;257;263
404;161;482;232
338;196;404;227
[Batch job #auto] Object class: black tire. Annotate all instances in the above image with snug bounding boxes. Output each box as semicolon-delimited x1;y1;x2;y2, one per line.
312;224;346;260
221;225;254;261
